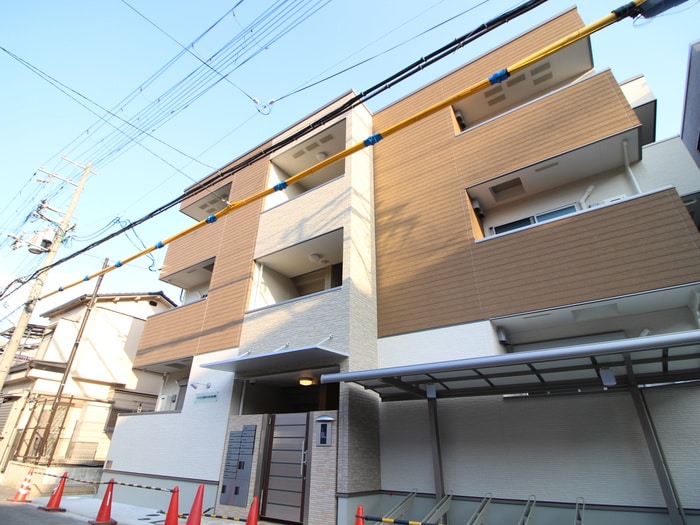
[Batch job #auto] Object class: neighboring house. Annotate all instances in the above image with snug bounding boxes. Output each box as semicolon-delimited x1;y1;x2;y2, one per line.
0;323;46;468
104;8;700;525
0;292;174;491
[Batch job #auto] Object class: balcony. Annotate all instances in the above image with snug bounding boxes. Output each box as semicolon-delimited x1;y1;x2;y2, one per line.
469;189;700;320
248;229;343;310
180;182;232;221
451;37;592;132
264;119;347;211
468;126;641;239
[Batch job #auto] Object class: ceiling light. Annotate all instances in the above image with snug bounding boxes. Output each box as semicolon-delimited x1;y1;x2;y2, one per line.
309;253;322;263
299;377;314;387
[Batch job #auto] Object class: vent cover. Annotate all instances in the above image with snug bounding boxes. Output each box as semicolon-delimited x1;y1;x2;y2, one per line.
491;178;525;201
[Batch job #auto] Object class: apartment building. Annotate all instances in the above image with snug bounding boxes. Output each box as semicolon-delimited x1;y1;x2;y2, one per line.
0;292;173;492
682;40;700;171
104;8;700;525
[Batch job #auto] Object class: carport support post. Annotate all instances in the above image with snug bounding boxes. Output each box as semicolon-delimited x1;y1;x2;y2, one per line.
426;385;445;501
625;355;685;525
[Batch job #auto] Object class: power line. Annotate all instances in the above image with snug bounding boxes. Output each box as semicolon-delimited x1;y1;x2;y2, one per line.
0;45;215;177
68;0;333;172
1;0;331;283
119;0;257;104
0;0;553;304
273;0;490;102
39;2;247;173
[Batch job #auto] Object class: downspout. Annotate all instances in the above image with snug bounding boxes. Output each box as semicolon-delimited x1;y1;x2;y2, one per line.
622;139;642;194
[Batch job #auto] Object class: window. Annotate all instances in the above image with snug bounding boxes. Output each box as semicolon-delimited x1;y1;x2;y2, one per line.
493;217;534;235
174;383;187;411
491;204;578;235
292;264;342;296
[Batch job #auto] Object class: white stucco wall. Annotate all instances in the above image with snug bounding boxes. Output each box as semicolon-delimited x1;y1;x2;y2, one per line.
637;136;700;196
379;386;700;508
106;347;236;481
378;321;504;368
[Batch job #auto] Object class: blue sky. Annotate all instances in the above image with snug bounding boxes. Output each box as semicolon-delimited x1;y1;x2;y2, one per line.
1;0;698;328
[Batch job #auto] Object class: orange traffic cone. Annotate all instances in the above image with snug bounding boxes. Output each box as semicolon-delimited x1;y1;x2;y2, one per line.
185;483;204;525
7;467;34;503
88;478;117;525
247;496;260;525
38;472;68;512
355;504;365;525
163;486;180;525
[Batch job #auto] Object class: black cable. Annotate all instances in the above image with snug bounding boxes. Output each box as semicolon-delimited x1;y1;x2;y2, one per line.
82;0;332;172
0;0;550;301
184;0;551;193
274;0;491;103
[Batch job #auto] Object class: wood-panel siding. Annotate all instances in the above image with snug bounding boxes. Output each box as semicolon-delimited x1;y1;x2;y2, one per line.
472;190;700;318
136;157;268;366
374;71;644;337
178;140;273;210
160;217;225;278
372;11;700;338
134;300;207;367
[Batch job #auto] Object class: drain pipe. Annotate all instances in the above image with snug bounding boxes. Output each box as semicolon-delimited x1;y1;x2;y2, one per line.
622;139;642;194
578;185;595;210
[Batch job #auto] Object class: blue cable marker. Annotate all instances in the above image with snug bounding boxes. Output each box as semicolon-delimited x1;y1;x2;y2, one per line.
58;287;64;292
274;181;288;191
364;133;383;146
205;215;217;224
83;275;90;281
115;261;123;267
489;68;509;85
155;241;164;249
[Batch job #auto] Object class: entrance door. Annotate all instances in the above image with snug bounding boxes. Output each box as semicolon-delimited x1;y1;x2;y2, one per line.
261;413;309;523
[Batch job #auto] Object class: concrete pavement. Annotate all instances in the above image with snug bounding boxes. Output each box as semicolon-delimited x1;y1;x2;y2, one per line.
0;482;231;525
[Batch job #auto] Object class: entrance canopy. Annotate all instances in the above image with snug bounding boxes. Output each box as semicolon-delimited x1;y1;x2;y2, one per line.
320;330;700;401
204;344;348;378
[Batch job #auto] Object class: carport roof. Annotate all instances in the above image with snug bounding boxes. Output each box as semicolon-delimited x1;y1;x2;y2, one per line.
320;330;700;401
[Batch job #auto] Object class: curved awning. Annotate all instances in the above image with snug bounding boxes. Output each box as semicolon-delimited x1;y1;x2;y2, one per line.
321;330;700;401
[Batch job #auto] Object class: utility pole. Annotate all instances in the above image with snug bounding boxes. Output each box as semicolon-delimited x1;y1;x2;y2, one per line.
0;159;95;394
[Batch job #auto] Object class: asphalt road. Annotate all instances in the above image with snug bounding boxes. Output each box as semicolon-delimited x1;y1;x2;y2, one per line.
0;485;87;525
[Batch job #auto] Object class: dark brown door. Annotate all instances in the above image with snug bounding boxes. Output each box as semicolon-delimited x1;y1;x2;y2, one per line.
261;413;309;523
